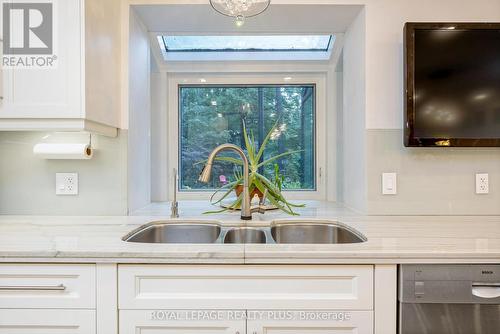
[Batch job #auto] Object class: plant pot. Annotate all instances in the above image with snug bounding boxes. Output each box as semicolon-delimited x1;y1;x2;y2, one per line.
235;185;264;201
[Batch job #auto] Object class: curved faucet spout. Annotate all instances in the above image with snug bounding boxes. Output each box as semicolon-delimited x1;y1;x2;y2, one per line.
198;144;252;220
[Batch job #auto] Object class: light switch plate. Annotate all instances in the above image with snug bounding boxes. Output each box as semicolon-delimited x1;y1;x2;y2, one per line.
382;173;397;195
476;173;489;194
56;173;78;195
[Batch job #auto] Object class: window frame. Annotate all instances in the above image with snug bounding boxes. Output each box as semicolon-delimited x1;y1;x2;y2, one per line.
168;74;327;201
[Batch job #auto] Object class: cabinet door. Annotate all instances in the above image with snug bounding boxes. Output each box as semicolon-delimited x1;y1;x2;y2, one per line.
0;264;96;309
247;311;373;334
0;0;81;119
0;309;95;334
0;1;10;111
119;265;373;310
119;310;246;334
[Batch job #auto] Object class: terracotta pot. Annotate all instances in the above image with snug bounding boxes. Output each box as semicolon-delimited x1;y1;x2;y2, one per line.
235;185;264;201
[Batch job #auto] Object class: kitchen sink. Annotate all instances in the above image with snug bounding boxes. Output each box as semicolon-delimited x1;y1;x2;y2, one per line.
122;220;366;245
270;221;367;244
224;227;267;244
123;221;222;244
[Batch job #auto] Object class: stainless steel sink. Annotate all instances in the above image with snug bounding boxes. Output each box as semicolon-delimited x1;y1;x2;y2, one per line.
123;221;222;244
122;220;366;245
270;221;367;244
224;227;267;244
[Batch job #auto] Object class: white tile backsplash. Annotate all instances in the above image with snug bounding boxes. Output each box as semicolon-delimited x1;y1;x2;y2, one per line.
0;131;128;215
366;129;500;215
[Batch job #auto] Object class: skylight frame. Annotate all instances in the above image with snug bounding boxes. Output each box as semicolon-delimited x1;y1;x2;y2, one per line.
160;35;334;53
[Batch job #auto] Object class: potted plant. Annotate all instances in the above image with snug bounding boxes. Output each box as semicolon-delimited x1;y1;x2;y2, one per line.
203;122;305;216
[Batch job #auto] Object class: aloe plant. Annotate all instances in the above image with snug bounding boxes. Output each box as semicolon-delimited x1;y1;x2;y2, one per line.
203;122;305;216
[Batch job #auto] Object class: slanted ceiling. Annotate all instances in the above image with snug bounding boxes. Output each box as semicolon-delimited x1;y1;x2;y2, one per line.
133;4;363;34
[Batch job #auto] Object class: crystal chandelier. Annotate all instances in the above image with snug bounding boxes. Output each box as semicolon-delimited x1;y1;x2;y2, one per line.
210;0;271;26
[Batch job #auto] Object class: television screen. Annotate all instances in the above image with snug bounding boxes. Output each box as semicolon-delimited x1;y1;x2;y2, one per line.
405;23;500;147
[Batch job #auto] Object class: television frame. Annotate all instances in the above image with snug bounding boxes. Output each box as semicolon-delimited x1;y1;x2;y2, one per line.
404;22;500;147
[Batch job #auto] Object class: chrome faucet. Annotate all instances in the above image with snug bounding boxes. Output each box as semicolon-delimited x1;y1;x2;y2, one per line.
170;168;179;218
198;144;252;220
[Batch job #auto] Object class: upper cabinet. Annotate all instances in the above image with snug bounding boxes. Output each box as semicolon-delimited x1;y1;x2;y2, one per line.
0;0;121;137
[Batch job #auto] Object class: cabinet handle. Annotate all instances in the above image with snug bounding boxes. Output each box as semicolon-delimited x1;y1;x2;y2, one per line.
0;284;66;291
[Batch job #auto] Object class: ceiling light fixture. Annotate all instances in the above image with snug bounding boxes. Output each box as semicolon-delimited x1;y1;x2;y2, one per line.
210;0;271;27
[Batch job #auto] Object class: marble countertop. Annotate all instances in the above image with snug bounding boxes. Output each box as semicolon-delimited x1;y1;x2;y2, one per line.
0;201;499;264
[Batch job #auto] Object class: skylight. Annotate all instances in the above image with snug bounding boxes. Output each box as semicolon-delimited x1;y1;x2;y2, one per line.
161;35;333;52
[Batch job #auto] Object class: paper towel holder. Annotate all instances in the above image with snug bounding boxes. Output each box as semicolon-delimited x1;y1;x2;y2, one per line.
33;133;94;160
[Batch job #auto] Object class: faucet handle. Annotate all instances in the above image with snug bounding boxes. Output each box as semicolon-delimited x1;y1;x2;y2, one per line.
250;189;268;215
259;189;268;206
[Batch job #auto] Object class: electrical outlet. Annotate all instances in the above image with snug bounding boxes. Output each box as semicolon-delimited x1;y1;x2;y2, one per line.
476;173;489;194
56;173;78;195
382;173;397;195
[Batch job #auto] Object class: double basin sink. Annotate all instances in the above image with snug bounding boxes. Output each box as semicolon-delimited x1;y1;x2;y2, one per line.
123;220;367;245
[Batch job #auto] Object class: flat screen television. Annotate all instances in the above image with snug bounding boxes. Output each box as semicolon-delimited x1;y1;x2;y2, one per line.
404;23;500;147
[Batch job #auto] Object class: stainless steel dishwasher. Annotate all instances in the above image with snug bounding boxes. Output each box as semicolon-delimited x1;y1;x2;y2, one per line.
399;264;500;334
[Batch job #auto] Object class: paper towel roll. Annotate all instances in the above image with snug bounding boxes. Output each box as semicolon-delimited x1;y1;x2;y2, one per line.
33;143;93;160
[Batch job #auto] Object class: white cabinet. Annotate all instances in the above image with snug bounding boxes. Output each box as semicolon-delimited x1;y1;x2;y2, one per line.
247;311;373;334
0;263;95;309
118;265;375;334
120;310;246;334
0;264;97;334
0;263;386;334
1;0;80;119
0;309;95;334
119;310;373;334
0;0;121;136
119;265;373;310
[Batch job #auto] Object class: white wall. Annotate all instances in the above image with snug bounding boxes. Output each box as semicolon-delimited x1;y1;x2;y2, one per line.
337;0;500;214
341;8;366;212
364;0;500;129
151;71;168;202
127;9;151;213
366;130;500;215
0;131;128;215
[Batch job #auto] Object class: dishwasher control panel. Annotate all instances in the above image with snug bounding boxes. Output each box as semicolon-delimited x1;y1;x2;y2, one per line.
399;264;500;304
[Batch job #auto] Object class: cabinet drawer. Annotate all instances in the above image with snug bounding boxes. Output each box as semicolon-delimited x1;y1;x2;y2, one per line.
248;310;373;334
0;309;95;334
119;265;373;310
0;264;95;309
120;310;245;334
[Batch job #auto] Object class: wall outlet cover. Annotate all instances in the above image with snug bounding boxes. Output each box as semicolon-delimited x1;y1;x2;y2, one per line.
476;173;489;195
56;173;79;195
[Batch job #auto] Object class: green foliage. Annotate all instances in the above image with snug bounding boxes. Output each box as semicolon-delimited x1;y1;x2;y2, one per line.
273;163;284;192
206;121;305;216
179;85;315;192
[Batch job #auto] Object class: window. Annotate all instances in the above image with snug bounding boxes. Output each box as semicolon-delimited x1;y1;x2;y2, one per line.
158;35;335;61
162;35;333;52
179;85;316;192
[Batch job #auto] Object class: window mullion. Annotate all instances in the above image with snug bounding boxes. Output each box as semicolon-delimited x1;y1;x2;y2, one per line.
257;87;265;175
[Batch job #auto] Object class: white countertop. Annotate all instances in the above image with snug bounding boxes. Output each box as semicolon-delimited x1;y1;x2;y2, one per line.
0;201;499;264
